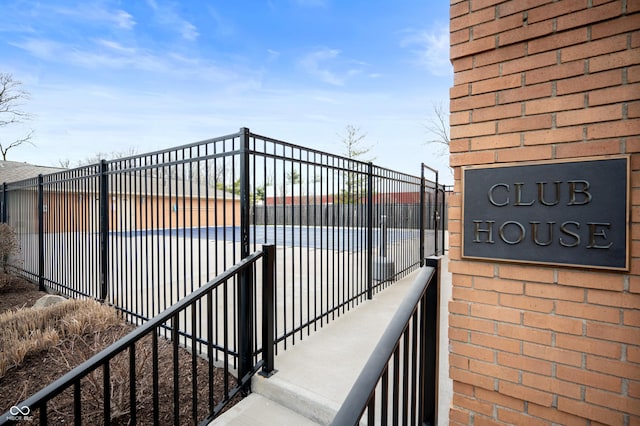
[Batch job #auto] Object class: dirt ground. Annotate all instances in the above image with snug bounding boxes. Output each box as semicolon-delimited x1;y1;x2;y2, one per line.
0;273;241;424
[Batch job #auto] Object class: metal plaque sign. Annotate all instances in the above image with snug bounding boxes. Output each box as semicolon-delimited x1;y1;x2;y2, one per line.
462;156;629;270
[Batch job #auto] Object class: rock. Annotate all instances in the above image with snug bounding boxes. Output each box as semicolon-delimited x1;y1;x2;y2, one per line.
33;294;67;308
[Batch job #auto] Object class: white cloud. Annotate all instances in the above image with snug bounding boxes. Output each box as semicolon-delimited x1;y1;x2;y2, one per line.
146;0;200;41
299;48;368;86
401;24;452;77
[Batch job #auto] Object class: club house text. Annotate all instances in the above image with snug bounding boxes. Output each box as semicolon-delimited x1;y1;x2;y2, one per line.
472;180;612;249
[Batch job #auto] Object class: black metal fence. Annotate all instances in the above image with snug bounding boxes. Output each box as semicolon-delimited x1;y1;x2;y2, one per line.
332;257;440;426
0;245;275;426
1;127;446;358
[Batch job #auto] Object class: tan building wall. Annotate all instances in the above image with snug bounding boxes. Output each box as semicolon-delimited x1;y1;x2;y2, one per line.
448;1;639;425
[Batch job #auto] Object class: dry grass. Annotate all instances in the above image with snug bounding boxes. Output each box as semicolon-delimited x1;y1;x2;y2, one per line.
0;298;121;378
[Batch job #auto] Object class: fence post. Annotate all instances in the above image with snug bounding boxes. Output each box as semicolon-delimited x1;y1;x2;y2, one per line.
422;256;440;425
260;244;276;377
99;160;109;301
2;182;7;223
238;127;254;389
434;171;440;256
367;162;373;299
38;175;45;291
419;164;425;266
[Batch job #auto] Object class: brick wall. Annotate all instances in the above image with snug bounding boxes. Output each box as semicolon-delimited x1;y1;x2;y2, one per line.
448;1;639;425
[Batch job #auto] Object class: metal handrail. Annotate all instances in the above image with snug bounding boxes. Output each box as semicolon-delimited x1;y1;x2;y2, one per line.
0;245;276;425
331;257;440;426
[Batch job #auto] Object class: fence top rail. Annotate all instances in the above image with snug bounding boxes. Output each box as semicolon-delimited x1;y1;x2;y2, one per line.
331;262;438;425
0;248;266;422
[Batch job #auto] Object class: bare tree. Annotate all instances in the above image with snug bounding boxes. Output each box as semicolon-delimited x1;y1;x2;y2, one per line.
424;101;450;155
0;73;34;160
338;125;374;203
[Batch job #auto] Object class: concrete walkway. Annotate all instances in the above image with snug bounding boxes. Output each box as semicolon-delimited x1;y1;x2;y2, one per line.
213;257;452;425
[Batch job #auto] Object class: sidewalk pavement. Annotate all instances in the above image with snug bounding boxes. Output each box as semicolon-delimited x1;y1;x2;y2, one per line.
213;256;451;425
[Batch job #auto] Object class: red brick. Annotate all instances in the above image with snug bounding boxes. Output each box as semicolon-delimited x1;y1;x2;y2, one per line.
496;145;553;162
455;64;500;85
475;42;526;67
590;50;640;73
556;104;622;127
586;388;640;417
453;393;495;417
453;380;475;397
449;406;471;425
499;381;553;407
449;259;495;276
556;333;622;359
524;342;583;366
450;311;496;333
470;359;520;382
451;366;496;390
630;346;640;364
526;60;585;85
451;0;470;18
556;69;623;95
555;300;620;323
624;310;640;327
452;55;473;73
525;283;585;302
556;1;623;32
528;401;591;425
475;386;525;411
523;126;584;145
470;133;521;150
592;13;640;40
527;0;587;24
629;101;640;119
497;323;553;345
451;36;496;60
474;276;524;294
558;396;625;425
472;415;502;426
473;103;521;122
561;34;628;63
525;93;585;115
497;351;552;375
587;322;640;345
589;83;640;106
452;28;472;49
451;6;495;32
498;408;548;426
451;92;496;112
498;82;552;104
587;355;640;380
451;83;471;99
500;294;554;313
450;150;496;167
522;372;582;399
471;331;522;353
450;326;470;342
498;0;551;17
472;73;522;95
556;364;622;393
471;303;522;324
529;27;589;55
471;0;504;12
502;51;557;76
451;353;471;370
499;19;555;47
556;140;622;159
498;114;552;133
587;289;640;309
454;286;500;305
473;13;521;40
451;341;496;363
523;311;583;335
557;270;625;291
589;118;640;139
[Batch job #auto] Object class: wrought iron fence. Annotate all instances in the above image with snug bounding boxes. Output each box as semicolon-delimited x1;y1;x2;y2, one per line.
331;257;440;426
0;245;276;426
0;127;446;359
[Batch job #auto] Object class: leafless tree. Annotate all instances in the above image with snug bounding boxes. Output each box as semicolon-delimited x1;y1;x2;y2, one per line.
338;125;374;203
0;73;34;160
424;101;450;155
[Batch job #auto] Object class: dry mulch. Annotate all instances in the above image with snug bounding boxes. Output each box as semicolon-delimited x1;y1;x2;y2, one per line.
0;273;242;425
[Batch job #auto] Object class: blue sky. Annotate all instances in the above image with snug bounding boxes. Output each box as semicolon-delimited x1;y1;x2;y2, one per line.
1;0;453;183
